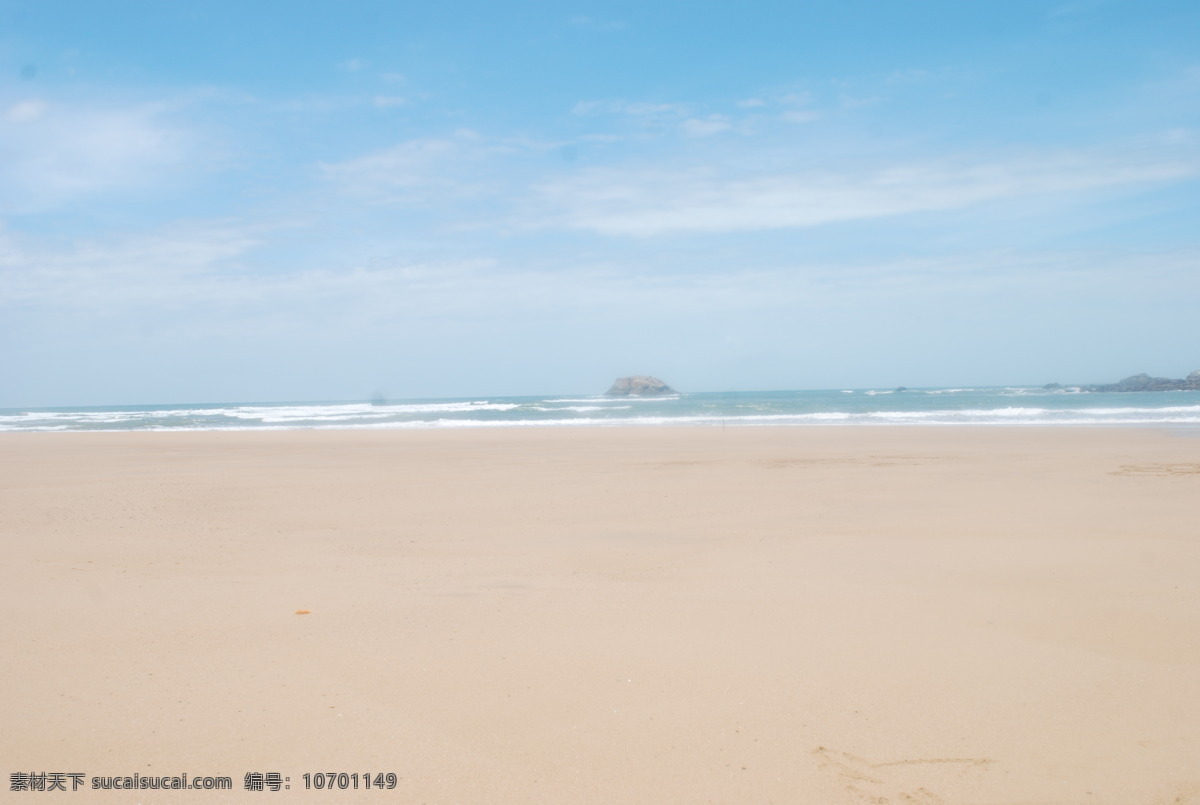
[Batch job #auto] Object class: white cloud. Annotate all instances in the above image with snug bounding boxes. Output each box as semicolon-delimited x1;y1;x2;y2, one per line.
1;220;521;340
272;95;345;113
6;99;47;123
838;94;883;109
271;91;425;114
320;130;564;191
781;110;820;123
0;100;192;213
8;215;1195;335
531;147;1199;236
778;92;814;106
571;99;688;119
5;194;1196;404
885;69;932;85
338;58;367;72
322;137;456;187
372;95;406;108
0;221;264;308
318;134;505;204
571;100;610;115
681;114;732;137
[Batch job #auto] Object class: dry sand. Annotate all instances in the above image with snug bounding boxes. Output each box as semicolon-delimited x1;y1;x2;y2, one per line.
1;426;1198;804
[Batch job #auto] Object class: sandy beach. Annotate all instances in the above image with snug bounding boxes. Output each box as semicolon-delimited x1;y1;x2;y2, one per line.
2;426;1197;804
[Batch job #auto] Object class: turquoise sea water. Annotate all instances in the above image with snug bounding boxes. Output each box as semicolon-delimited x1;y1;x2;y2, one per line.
3;387;1199;432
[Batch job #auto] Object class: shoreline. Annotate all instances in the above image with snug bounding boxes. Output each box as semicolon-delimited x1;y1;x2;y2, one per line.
4;387;1199;433
4;420;1200;437
2;426;1197;803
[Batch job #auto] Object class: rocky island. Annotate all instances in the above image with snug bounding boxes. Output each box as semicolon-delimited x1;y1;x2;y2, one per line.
1047;370;1200;392
604;376;677;396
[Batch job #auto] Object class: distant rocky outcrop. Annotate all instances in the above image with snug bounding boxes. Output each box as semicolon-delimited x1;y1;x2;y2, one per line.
1048;371;1200;392
605;376;677;396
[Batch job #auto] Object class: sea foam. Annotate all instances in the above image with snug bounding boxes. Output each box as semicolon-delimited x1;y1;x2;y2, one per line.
3;388;1196;432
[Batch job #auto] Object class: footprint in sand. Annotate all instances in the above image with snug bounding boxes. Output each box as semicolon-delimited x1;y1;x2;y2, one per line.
1111;463;1200;477
812;746;994;805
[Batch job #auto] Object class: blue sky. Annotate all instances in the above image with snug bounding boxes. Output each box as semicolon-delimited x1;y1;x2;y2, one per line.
1;0;1198;405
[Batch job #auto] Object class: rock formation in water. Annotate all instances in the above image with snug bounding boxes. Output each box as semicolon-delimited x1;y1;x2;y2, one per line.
605;376;677;396
1085;371;1200;392
1046;371;1200;392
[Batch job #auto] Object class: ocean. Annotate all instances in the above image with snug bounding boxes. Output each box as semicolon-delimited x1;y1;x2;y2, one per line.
3;386;1199;432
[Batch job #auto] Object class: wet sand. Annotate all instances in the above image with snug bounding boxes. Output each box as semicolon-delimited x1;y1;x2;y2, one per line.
2;427;1197;803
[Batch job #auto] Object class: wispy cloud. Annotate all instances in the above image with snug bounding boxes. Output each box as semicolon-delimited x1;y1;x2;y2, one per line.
0;221;264;308
322;137;456;186
571;99;689;119
7;214;1195;332
780;110;820;124
318;132;505;205
0;97;194;213
681;114;732;137
372;95;406;109
6;99;47;123
732;89;824;123
531;147;1199;236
